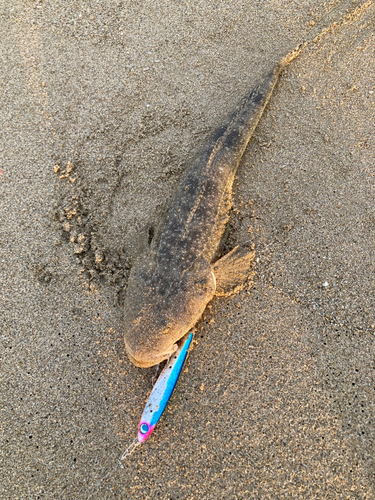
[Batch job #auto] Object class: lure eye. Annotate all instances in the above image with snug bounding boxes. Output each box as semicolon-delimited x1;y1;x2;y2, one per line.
139;423;149;435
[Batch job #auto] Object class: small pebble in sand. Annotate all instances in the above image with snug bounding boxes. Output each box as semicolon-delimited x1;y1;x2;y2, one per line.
95;252;103;263
323;281;329;287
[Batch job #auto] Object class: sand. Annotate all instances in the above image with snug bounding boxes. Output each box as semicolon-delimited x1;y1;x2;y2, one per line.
1;0;374;498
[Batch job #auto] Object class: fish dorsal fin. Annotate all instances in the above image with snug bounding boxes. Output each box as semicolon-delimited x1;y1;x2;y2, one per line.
212;246;255;296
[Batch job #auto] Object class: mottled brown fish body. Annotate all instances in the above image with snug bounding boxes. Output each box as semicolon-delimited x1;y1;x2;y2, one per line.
124;47;301;367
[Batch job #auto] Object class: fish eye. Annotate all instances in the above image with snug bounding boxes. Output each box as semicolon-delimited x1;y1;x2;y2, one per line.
163;325;172;335
194;278;207;286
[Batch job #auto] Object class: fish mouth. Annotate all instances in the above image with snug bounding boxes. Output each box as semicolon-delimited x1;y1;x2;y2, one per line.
125;342;178;368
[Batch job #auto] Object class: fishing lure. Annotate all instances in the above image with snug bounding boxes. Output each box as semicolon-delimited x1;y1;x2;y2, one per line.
120;333;193;460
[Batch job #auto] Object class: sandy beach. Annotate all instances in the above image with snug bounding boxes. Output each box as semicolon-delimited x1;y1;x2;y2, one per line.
1;1;374;498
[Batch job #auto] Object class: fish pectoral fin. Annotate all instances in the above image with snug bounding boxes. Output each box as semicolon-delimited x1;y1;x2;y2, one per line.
212;246;255;297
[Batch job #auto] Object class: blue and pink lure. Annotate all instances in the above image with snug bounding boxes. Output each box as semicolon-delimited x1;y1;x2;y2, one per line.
121;333;193;459
137;333;193;443
138;333;193;443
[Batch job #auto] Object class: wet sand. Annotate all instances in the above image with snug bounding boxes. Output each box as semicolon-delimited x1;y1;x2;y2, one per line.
1;1;374;498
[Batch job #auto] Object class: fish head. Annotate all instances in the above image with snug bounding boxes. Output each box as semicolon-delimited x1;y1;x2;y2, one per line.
123;254;215;368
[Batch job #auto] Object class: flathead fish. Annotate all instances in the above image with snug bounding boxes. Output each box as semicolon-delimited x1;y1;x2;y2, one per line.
123;46;301;367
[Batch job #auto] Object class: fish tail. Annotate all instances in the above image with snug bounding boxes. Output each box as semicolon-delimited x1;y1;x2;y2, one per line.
222;43;304;154
278;43;305;69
